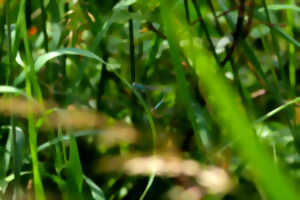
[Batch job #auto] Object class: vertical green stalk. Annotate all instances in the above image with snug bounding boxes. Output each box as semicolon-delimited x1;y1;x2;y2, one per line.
128;6;135;83
39;0;49;52
286;0;296;95
18;0;45;199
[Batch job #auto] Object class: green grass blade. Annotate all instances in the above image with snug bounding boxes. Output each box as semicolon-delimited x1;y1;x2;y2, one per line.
67;136;84;198
286;0;296;95
255;97;300;124
37;130;101;152
17;0;45;198
0;86;27;97
14;48;107;86
258;4;300;12
84;175;106;200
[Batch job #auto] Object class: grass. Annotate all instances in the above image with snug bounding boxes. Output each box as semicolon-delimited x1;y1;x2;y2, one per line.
0;0;299;200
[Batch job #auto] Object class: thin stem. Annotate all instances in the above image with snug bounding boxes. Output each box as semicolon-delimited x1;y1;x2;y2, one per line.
39;0;49;52
128;6;135;83
255;97;300;124
220;0;246;66
286;0;296;96
191;0;220;65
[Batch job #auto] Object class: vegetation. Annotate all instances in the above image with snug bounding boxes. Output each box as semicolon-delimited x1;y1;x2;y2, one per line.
0;0;299;199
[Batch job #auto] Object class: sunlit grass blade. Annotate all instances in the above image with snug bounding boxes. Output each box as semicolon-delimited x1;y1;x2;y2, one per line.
84;175;106;200
0;86;27;97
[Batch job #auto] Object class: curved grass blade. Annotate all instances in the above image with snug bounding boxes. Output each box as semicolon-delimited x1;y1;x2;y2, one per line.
84;175;106;200
257;4;300;12
14;48;107;86
0;86;27;97
256;97;300;124
37;130;101;152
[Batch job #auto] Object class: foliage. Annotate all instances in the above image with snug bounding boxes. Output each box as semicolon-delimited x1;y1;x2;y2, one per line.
0;0;299;199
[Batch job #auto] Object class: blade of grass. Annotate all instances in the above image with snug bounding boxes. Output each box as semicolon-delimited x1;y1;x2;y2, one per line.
0;86;27;97
258;4;300;12
128;5;135;83
255;97;300;124
286;0;296;95
161;2;299;199
18;0;45;199
84;175;106;200
14;48;108;86
67;136;83;199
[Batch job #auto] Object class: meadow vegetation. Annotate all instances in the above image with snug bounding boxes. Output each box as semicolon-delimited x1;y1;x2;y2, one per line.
0;0;299;199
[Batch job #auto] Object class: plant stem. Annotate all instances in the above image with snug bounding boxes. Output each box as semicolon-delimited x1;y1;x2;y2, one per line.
128;6;135;83
286;0;296;96
20;0;45;198
39;0;49;52
191;0;221;65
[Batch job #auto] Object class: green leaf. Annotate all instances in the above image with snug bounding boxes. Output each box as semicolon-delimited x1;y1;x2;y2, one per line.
67;136;83;197
113;0;137;10
84;176;106;200
258;4;300;12
37;130;102;152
